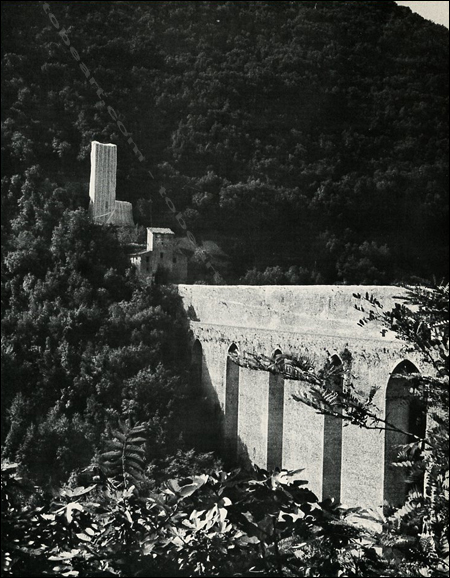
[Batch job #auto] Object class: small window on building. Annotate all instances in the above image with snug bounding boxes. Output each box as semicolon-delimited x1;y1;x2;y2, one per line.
160;252;164;259
146;256;150;263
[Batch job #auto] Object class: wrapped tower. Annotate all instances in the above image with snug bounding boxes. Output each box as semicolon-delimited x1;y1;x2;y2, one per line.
88;141;134;226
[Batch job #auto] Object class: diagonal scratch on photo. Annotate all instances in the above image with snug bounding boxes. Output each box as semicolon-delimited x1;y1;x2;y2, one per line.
1;1;448;576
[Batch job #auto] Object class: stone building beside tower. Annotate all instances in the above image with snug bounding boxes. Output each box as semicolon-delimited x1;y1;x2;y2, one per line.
130;227;188;283
87;140;188;283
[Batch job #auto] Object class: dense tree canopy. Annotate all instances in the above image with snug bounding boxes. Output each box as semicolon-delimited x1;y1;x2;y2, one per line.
1;172;196;484
1;0;448;283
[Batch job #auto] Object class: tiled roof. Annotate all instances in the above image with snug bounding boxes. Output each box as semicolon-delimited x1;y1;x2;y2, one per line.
148;227;175;235
129;249;153;257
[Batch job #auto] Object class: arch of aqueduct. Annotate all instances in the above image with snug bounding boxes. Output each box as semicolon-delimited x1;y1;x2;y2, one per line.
178;284;425;510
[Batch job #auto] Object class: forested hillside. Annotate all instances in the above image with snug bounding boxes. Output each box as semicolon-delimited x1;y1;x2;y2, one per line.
0;170;201;482
2;0;448;283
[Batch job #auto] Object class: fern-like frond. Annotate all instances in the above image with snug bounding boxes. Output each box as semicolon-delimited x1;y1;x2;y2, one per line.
100;420;148;489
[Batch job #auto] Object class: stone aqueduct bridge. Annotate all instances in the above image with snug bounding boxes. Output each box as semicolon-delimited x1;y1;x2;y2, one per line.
177;285;424;510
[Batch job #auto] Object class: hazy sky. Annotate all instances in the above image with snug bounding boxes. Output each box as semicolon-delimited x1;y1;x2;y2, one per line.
396;1;449;28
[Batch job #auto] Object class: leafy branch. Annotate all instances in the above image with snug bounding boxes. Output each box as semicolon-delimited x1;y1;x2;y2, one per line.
228;349;428;444
100;419;147;489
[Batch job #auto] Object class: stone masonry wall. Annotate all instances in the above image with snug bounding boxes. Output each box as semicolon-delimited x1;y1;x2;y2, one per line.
177;285;424;509
112;200;134;226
